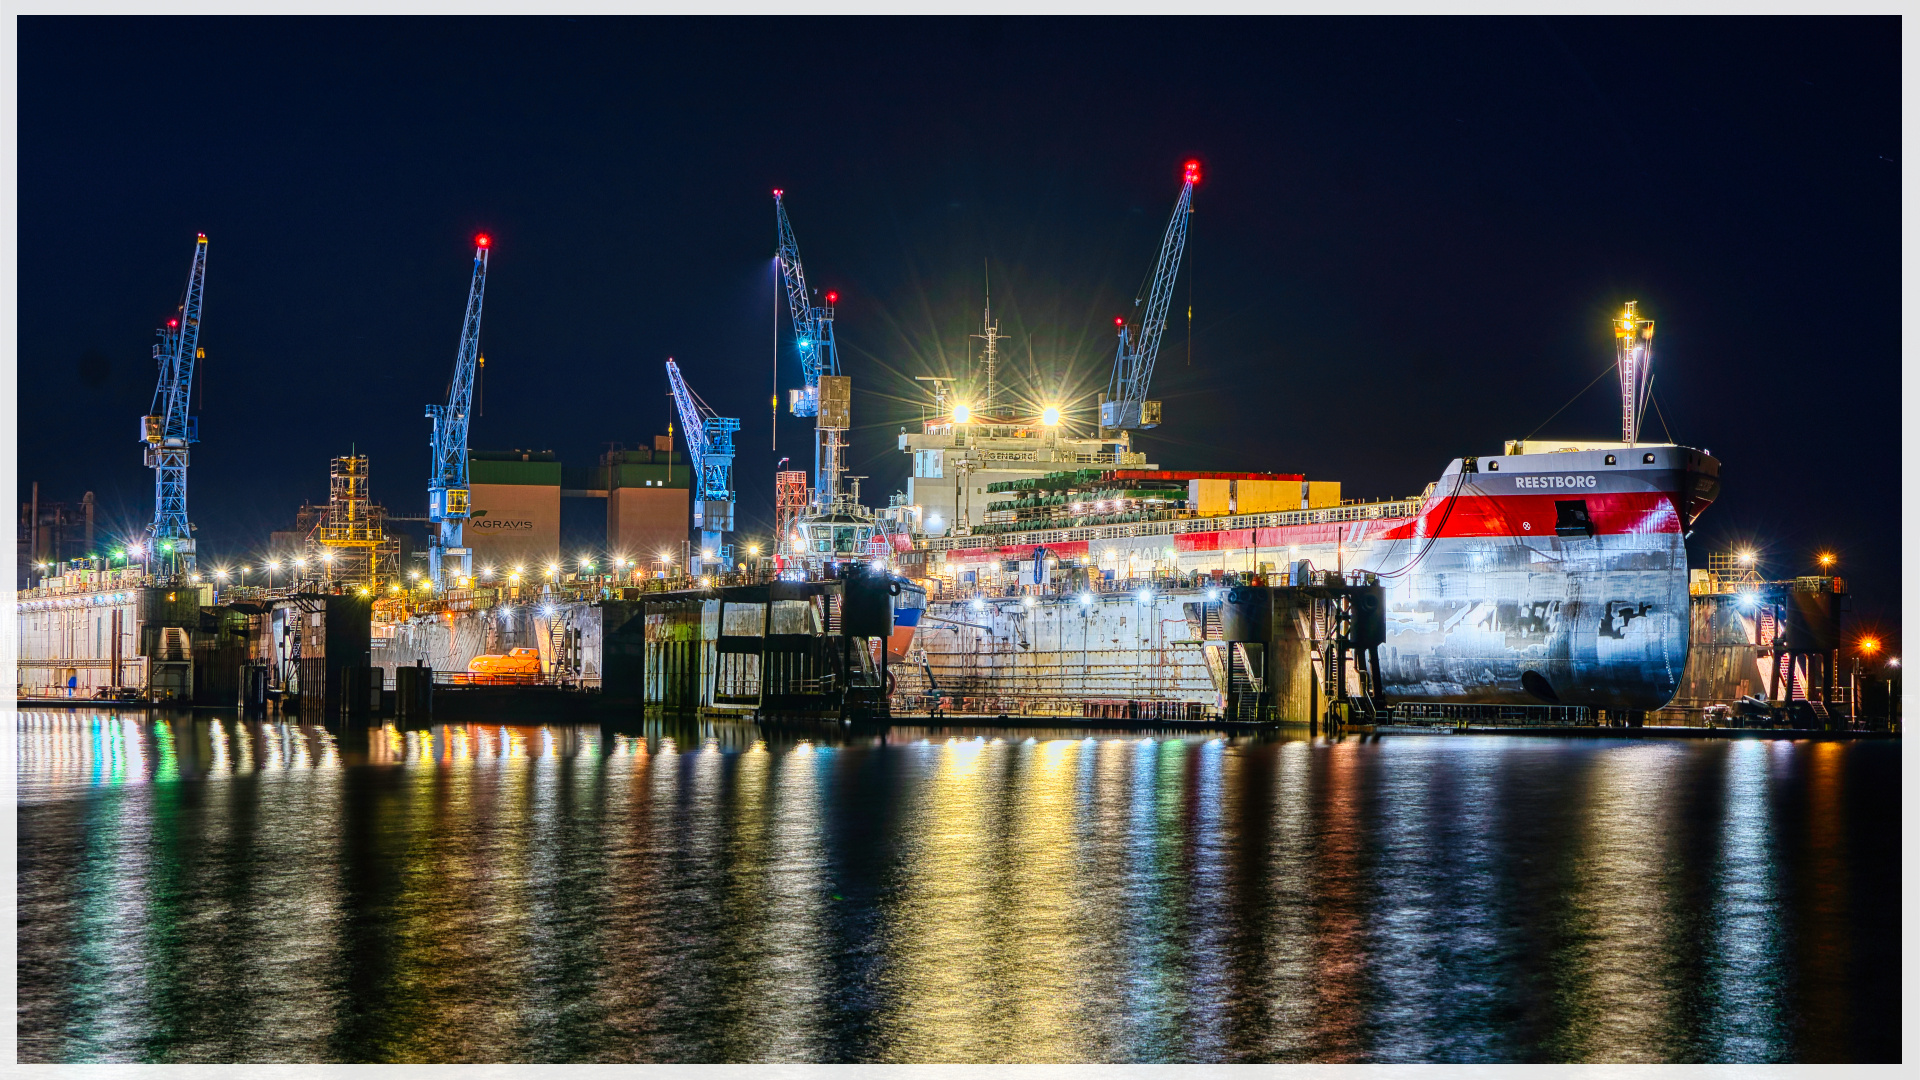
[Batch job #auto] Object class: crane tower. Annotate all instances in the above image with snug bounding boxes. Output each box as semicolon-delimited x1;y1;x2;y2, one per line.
774;190;848;506
142;233;208;580
1102;159;1200;431
666;359;741;575
426;234;490;589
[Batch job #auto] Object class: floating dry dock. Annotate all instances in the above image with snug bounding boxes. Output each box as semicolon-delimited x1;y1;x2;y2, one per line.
367;568;904;722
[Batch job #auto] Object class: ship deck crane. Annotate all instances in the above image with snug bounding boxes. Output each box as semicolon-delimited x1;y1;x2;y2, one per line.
1102;160;1200;432
666;359;741;575
426;234;490;589
142;233;208;580
774;190;846;507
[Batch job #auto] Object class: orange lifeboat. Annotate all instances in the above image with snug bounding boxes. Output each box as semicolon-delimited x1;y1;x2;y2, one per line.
466;647;542;683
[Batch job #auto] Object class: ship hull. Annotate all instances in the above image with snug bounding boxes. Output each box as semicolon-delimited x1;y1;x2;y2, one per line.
913;445;1718;715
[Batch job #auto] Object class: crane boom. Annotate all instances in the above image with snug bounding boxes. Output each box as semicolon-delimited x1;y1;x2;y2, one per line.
1103;160;1200;430
666;359;741;573
774;190;840;416
426;234;491;587
142;232;208;578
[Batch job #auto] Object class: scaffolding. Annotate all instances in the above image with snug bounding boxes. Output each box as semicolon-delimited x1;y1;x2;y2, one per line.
304;455;401;589
1694;551;1764;595
774;470;808;557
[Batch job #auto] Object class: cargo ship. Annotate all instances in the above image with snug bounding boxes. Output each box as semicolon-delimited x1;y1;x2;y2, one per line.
886;297;1721;721
891;441;1720;720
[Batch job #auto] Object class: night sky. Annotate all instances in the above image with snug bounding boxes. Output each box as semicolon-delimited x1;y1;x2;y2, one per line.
17;17;1900;637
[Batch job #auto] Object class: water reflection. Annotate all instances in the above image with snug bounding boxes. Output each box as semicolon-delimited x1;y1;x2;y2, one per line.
15;711;1900;1063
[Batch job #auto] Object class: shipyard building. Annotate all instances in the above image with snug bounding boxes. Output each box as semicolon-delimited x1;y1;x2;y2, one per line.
463;443;689;570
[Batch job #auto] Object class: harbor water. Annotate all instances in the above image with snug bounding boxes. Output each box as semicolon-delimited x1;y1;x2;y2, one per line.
15;710;1900;1063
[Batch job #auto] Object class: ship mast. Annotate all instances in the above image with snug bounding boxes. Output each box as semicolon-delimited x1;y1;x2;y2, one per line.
1615;301;1655;446
971;266;1005;420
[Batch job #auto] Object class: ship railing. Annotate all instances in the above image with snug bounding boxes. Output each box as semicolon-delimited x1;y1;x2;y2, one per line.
431;671;572;688
919;498;1423;552
18;572;151;599
929;570;1229;603
887;691;1215;722
1387;703;1594;727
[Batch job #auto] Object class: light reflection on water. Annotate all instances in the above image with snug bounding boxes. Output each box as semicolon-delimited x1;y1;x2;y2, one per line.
15;710;1900;1063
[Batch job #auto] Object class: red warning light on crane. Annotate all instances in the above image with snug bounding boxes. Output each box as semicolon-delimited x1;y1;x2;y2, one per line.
826;291;838;304
1183;160;1202;185
475;234;491;248
168;319;179;327
1114;316;1125;327
773;189;784;198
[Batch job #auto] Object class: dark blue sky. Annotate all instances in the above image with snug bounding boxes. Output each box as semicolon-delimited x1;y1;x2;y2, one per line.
18;17;1900;635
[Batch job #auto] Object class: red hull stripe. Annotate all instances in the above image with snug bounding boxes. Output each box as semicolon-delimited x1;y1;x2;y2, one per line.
946;540;1093;564
1169;491;1680;552
1389;491;1682;540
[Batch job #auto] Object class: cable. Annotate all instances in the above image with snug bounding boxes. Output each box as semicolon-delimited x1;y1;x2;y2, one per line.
1372;468;1468;579
772;257;779;452
1649;379;1676;444
1522;360;1619;443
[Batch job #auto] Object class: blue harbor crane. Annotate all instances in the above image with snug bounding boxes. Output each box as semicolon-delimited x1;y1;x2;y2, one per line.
1102;160;1201;431
425;234;490;589
141;233;208;580
668;357;741;576
774;190;846;505
666;359;741;576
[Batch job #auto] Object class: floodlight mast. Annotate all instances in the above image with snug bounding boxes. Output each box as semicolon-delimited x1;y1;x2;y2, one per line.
1615;301;1655;447
1103;160;1200;432
426;235;490;589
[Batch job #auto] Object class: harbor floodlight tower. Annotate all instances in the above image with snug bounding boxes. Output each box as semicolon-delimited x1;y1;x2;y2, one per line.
1615;301;1655;446
1102;159;1200;432
425;234;490;589
666;359;741;575
141;233;208;580
774;190;848;507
